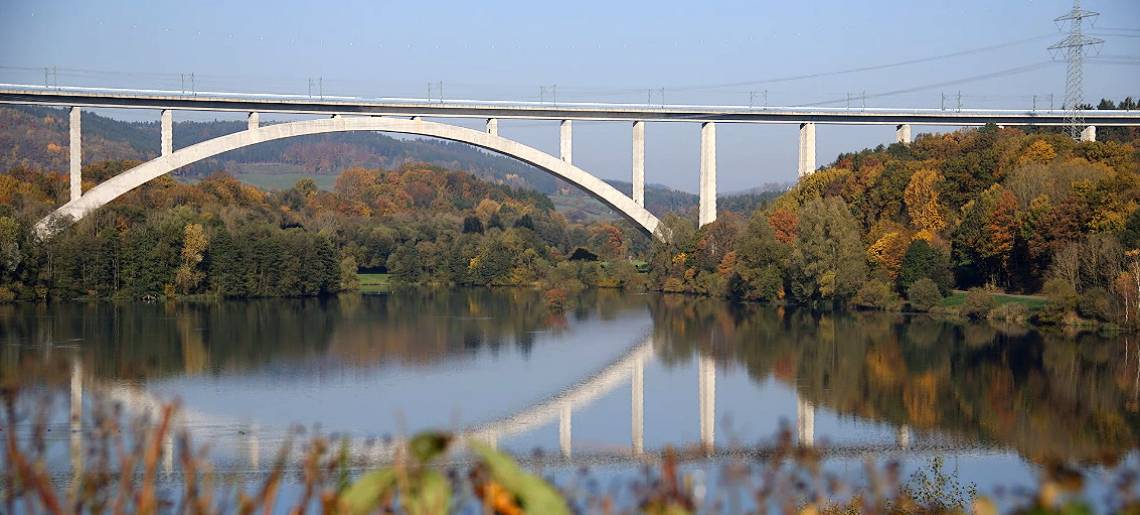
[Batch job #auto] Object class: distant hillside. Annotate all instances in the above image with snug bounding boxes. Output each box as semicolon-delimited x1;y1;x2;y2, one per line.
0;105;774;221
0;105;557;192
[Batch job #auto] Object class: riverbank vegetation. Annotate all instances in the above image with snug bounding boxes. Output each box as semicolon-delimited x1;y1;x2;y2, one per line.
0;161;645;302
648;110;1140;330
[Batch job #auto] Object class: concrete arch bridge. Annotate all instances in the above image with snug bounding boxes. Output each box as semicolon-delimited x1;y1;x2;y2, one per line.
3;85;1138;238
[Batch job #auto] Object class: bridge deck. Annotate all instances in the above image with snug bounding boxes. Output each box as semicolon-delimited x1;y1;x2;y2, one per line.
2;85;1138;126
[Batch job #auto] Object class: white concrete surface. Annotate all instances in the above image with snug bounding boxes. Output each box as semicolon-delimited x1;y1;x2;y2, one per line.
69;107;81;202
1081;125;1096;142
161;109;173;156
632;121;645;207
699;121;717;227
896;123;912;144
560;119;572;163
798;122;816;177
37;117;661;237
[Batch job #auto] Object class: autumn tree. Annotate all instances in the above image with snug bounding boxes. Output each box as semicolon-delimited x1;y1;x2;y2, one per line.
903;168;946;239
174;223;208;295
731;210;789;301
789;197;867;303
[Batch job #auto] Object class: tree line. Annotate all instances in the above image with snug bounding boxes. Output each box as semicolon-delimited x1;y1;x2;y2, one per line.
647;111;1140;329
0;160;645;302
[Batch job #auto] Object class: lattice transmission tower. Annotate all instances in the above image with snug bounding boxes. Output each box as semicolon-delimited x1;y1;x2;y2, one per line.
1048;0;1103;139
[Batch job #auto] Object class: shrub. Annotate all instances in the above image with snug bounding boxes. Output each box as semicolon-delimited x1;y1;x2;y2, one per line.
906;277;943;312
988;303;1029;323
1037;277;1079;325
1042;277;1079;309
852;279;902;311
960;288;997;320
1078;286;1114;321
662;277;685;293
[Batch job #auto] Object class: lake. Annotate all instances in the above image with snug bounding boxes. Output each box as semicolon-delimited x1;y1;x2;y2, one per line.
2;289;1137;509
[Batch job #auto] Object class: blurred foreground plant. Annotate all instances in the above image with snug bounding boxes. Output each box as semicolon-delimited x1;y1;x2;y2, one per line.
2;387;1138;514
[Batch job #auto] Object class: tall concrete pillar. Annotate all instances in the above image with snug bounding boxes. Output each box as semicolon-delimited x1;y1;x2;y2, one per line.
69;107;81;202
164;432;174;474
897;424;911;449
160;109;173;157
631;354;644;455
895;123;912;144
796;396;815;447
70;357;83;479
1080;125;1096;142
698;354;716;453
632;121;645;207
486;118;498;136
559;402;572;458
560;120;572;163
247;112;259;131
798;122;816;178
699;121;717;227
248;424;260;470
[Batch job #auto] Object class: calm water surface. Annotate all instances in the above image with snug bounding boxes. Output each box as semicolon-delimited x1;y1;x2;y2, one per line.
2;289;1138;505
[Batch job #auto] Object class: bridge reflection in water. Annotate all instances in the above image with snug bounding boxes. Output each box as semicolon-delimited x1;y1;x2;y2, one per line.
67;338;930;478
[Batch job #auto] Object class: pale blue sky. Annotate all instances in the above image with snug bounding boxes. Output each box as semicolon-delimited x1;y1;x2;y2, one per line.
1;0;1137;192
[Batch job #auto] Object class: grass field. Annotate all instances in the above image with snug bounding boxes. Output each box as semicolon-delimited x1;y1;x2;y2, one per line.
231;167;337;192
940;290;1048;310
357;273;391;293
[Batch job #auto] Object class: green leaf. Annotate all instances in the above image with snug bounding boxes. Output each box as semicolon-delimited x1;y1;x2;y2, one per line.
338;468;397;515
405;470;451;515
409;432;453;464
470;442;570;515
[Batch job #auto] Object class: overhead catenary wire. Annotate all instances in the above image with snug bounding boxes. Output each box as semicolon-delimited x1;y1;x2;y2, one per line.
791;61;1058;107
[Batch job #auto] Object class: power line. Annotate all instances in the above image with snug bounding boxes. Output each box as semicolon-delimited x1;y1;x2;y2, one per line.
791;61;1057;107
662;34;1057;93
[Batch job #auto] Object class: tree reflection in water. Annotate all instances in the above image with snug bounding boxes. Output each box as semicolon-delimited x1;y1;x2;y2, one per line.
2;290;1137;463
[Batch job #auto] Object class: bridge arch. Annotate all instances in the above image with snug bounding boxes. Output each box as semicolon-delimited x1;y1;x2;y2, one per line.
36;117;661;237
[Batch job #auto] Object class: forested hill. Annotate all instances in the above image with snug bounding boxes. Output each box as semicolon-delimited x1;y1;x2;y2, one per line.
648;99;1140;328
0;105;558;190
0;159;660;302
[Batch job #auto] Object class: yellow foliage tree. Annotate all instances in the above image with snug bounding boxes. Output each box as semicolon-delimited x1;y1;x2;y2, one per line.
904;168;946;236
867;231;910;280
1016;139;1057;167
174;223;209;294
475;198;501;222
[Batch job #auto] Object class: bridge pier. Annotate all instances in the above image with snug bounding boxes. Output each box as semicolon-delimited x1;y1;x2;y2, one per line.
698;354;716;453
895;123;912;144
560;119;572;163
796;396;815;447
1081;125;1096;142
69;107;81;202
559;402;572;458
486;117;498;136
798;122;816;177
632;121;645;207
161;109;173;156
248;112;259;130
699;121;717;227
897;424;910;449
70;357;83;479
631;353;644;455
248;424;260;470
